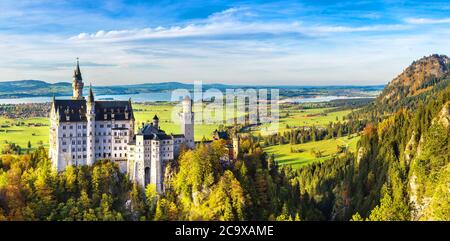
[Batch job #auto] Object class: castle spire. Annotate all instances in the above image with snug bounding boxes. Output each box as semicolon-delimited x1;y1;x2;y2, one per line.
74;57;82;81
72;58;84;100
88;84;94;103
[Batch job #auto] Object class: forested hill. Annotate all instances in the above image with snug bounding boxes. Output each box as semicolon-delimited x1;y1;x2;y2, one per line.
367;54;450;114
347;54;450;220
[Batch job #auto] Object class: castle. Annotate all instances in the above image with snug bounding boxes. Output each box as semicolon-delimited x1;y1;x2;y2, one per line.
49;60;194;193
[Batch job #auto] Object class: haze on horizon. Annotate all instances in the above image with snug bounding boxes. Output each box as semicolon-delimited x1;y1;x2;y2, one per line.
1;0;450;86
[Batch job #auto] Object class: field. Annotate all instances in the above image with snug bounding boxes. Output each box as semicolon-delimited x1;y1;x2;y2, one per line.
1;101;361;170
0;117;50;150
263;134;360;169
250;107;355;135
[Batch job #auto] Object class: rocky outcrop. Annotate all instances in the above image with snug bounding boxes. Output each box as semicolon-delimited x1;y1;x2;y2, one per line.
377;54;450;107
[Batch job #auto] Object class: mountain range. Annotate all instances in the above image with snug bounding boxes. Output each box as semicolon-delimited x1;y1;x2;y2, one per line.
0;80;384;99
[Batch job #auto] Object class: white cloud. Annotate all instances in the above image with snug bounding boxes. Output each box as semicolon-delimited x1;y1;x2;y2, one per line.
69;20;407;42
404;17;450;24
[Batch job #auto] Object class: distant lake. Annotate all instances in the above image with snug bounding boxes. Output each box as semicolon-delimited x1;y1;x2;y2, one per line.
0;93;372;104
281;95;373;103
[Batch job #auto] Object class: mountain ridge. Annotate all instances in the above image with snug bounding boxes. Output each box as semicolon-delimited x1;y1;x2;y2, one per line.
0;79;384;99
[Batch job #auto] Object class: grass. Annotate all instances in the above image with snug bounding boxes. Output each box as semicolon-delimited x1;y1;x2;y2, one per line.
0;117;50;151
263;134;360;169
252;107;355;135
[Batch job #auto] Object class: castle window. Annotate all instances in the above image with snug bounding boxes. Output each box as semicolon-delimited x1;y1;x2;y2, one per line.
100;124;104;128
107;124;111;128
63;134;66;137
63;126;66;130
69;126;73;129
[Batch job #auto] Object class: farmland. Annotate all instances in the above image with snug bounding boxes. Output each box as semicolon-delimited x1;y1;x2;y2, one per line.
263;134;360;169
1;101;362;170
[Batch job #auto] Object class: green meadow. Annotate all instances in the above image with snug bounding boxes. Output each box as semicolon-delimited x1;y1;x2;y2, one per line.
263;134;360;169
0;117;50;150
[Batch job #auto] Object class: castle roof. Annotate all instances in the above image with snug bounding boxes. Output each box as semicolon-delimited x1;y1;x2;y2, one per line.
137;123;184;140
53;99;134;122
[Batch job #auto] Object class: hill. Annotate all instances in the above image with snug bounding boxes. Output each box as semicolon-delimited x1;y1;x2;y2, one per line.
373;54;450;112
0;79;384;99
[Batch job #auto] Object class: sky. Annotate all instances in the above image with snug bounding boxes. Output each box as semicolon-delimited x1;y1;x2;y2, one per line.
1;0;450;86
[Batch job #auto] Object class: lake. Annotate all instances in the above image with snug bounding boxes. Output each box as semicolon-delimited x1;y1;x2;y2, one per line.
0;92;371;104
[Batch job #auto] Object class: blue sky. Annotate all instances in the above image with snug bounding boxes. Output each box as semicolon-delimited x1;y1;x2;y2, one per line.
1;0;450;85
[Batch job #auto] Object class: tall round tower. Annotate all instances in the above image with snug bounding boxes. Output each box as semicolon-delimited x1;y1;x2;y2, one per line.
86;85;96;165
181;95;195;149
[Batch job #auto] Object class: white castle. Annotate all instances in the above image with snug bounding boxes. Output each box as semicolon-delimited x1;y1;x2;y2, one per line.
49;60;194;193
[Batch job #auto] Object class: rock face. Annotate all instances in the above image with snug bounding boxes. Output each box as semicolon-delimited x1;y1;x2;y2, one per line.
409;101;450;220
404;131;417;165
437;102;450;131
377;54;450;107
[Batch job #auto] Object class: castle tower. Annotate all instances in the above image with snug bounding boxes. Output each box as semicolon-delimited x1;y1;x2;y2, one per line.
180;95;195;149
86;85;96;165
72;58;84;100
233;133;240;160
152;115;159;129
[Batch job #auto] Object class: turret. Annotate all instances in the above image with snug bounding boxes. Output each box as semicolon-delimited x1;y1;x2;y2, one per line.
152;115;159;129
72;58;84;100
86;84;95;166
